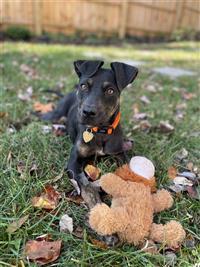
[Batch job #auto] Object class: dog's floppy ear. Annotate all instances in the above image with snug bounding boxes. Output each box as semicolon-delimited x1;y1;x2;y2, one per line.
74;60;104;78
111;62;138;91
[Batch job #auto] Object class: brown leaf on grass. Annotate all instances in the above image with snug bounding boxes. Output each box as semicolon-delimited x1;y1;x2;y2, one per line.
6;215;29;234
167;166;177;179
73;226;84;239
159;121;174;133
132;103;140;114
186;185;200;200
31;185;61;210
33;102;54;114
17;161;38;179
181;91;195;100
0;112;8;119
24;239;62;265
18;86;33;101
133;113;148;121
52;171;64;183
89;237;108;250
139;239;158;254
66;191;85;205
84;164;101;181
140;95;151;104
20;64;38;79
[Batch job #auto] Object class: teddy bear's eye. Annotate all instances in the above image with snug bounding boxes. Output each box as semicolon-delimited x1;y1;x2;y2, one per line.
106;88;114;95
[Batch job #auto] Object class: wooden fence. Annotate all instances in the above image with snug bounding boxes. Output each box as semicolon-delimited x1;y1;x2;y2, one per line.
1;0;200;38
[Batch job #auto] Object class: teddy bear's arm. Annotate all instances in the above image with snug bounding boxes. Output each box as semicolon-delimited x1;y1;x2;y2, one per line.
100;173;129;197
152;189;173;213
89;203;127;236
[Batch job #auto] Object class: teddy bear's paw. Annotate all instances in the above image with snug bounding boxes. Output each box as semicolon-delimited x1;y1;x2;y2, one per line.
89;203;116;235
153;189;174;213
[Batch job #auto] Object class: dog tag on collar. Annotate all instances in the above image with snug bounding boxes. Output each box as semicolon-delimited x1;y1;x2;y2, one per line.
83;130;94;143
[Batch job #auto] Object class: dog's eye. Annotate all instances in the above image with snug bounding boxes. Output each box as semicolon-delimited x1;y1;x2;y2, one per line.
106;88;114;95
81;84;88;91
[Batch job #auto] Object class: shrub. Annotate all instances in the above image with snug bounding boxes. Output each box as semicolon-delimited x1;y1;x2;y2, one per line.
5;26;32;40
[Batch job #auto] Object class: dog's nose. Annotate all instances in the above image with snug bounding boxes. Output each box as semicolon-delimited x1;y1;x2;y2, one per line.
83;107;96;117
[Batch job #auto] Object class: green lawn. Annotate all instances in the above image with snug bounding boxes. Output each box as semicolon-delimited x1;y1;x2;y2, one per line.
0;41;200;266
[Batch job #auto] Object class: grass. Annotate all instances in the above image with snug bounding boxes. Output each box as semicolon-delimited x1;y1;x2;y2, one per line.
0;41;200;266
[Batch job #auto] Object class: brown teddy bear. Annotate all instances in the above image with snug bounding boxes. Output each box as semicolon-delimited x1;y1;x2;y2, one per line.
89;157;186;247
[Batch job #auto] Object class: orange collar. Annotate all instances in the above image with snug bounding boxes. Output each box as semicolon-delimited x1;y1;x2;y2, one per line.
90;112;121;135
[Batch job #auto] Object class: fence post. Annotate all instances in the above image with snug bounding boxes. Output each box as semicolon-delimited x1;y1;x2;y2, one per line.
33;0;42;35
119;0;128;39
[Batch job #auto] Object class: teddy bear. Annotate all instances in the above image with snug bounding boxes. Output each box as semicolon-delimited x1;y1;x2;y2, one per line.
89;157;186;247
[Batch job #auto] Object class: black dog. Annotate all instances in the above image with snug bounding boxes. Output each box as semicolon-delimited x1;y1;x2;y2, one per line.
42;60;138;208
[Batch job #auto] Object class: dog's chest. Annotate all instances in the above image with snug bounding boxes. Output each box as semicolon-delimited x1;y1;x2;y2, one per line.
76;137;106;157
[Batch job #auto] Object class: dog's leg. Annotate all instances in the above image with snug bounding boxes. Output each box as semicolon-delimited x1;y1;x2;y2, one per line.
66;147;101;208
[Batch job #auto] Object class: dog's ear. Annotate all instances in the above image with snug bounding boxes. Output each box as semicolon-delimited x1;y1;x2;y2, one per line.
111;62;138;91
74;60;104;78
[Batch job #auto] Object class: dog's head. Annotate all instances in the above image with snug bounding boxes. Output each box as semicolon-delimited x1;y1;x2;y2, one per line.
74;60;138;126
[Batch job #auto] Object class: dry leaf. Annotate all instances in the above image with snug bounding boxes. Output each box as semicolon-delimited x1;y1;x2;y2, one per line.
59;214;73;233
133;113;148;121
31;185;61;210
139;239;158;254
20;64;38;79
33;102;54;113
132;103;140;114
52;171;64;183
24;239;62;265
140;95;151;104
66;191;84;205
159;121;174;133
89;237;108;250
181;91;195;100
139;120;152;131
186;185;200;200
173;176;193;186
0;112;8;118
73;226;84;239
18;86;33;101
7;215;29;233
167;166;177;179
84;164;101;181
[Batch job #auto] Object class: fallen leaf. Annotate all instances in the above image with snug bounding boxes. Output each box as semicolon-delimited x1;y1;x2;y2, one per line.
167;166;177;179
139;239;158;254
84;164;101;181
24;239;61;265
59;214;73;233
159;121;174;133
186;162;194;172
20;64;38;79
186;185;200;200
181;91;195;100
178;171;196;181
133;113;148;121
168;184;185;193
145;84;157;93
73;226;84;239
52;171;64;183
175;148;188;161
66;191;84;205
184;234;196;248
33;102;54;113
140;95;151;104
31;185;61;210
18;86;33;101
41;125;52;134
139;120;152;131
0;112;8;119
6;215;29;233
17;161;38;179
89;237;108;250
132;103;140;114
173;176;193;186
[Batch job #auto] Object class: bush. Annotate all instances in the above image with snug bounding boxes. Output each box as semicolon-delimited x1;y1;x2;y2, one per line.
5;26;32;40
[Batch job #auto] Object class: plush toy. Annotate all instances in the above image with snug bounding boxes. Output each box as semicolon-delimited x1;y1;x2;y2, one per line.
89;156;186;247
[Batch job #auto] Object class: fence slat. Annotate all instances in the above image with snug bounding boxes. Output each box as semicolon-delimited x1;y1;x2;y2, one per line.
33;0;42;35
